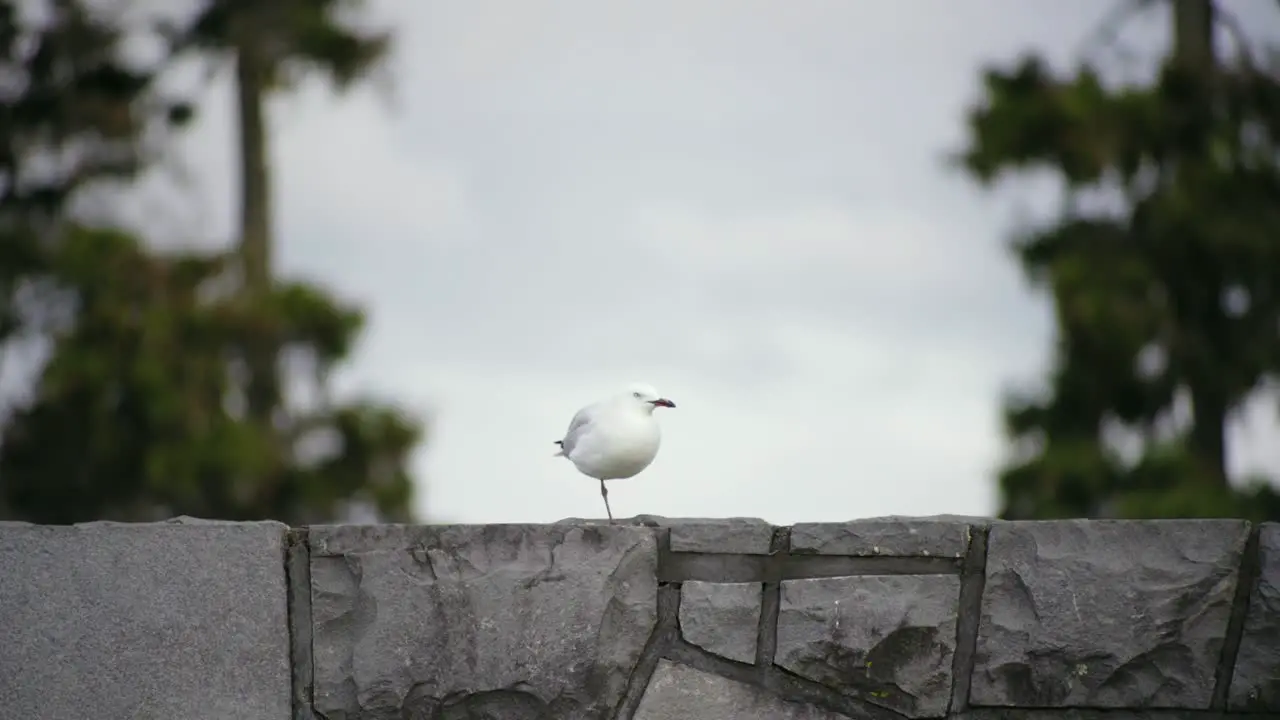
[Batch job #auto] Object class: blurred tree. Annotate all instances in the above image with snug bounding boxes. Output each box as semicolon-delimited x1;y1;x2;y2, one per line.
0;0;424;524
0;0;190;345
0;227;421;524
164;0;392;503
960;0;1280;521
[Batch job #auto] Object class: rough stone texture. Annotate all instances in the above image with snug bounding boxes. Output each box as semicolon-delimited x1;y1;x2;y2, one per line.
775;574;961;718
8;516;1279;720
679;581;762;663
972;519;1250;709
959;711;1233;720
634;660;852;720
0;517;290;720
791;516;977;558
308;523;657;720
1229;522;1280;711
663;517;776;554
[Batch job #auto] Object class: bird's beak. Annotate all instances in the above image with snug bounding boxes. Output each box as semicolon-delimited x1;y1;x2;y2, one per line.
651;398;676;408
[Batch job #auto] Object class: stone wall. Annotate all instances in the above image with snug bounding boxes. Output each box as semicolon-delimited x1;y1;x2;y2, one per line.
0;516;1276;720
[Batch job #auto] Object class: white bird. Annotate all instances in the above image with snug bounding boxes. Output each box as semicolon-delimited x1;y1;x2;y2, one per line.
554;383;677;522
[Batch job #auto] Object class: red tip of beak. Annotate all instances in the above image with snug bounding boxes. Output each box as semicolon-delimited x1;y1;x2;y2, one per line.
652;398;676;408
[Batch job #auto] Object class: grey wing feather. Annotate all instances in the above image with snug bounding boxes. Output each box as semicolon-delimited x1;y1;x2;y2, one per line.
558;405;597;456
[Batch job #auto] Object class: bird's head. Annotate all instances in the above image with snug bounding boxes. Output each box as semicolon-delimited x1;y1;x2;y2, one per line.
626;383;676;414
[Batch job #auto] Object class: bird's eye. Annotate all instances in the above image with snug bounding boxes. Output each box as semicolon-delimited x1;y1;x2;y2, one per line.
633;392;642;399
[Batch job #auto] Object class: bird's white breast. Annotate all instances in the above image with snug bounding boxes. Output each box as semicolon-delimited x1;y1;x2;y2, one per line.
568;408;661;480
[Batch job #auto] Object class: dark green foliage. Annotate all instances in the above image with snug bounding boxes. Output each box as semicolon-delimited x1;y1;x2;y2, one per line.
0;0;424;524
2;0;153;346
169;0;391;92
961;3;1280;521
0;227;422;524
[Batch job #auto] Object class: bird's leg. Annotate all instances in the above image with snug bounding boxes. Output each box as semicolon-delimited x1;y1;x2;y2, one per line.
599;479;614;523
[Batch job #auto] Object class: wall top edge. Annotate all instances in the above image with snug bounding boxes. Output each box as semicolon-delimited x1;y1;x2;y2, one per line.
1;515;1271;532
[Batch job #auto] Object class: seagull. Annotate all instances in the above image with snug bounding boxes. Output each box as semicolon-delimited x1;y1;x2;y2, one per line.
554;383;676;522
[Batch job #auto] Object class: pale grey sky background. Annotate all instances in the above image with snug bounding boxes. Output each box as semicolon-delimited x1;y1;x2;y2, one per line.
113;0;1280;524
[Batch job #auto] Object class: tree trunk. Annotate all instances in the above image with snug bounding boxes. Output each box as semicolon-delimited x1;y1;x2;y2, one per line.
1171;0;1215;73
1190;388;1229;486
233;25;283;504
235;49;273;298
1171;0;1228;487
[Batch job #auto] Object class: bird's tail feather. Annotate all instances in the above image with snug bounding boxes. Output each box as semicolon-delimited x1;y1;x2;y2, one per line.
553;440;565;457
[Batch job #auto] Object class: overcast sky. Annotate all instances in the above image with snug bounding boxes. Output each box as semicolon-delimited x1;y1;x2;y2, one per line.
115;0;1280;524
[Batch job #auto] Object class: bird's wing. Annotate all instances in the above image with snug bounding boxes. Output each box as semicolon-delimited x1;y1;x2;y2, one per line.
558;404;599;456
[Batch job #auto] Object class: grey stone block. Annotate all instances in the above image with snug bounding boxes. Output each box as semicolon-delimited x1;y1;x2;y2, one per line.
308;523;657;719
1229;522;1280;711
959;710;1224;719
666;517;775;554
550;516;776;555
971;519;1250;709
0;518;291;720
791;516;976;558
775;574;961;718
634;659;852;720
306;521;437;555
679;581;762;663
